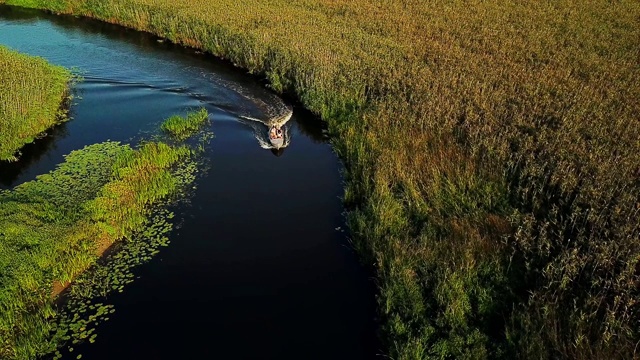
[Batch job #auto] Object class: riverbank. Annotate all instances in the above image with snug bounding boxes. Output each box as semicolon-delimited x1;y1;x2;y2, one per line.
2;1;639;359
0;45;71;161
0;110;206;359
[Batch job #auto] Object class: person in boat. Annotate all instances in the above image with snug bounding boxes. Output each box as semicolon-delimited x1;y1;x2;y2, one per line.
268;125;286;156
239;109;292;156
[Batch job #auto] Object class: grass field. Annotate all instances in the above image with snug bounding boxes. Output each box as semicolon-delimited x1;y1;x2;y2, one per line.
1;1;639;359
0;45;71;161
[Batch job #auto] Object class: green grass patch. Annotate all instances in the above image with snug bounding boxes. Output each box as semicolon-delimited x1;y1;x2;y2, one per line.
0;108;208;359
0;45;72;161
0;140;192;359
160;108;209;141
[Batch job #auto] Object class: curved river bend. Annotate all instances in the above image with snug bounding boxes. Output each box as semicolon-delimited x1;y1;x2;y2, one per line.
0;6;377;359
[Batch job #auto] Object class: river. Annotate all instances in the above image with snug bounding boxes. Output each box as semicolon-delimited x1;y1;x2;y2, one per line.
0;6;378;359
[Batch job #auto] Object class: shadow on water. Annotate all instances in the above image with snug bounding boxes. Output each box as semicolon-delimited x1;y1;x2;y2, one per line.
0;5;379;359
293;106;331;144
0;123;69;188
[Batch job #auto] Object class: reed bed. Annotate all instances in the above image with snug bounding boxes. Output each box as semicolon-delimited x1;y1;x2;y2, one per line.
0;109;208;359
160;108;209;140
0;45;71;161
2;0;639;358
0;140;193;359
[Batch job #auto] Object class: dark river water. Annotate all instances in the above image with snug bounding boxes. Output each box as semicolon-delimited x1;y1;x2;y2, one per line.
0;6;378;359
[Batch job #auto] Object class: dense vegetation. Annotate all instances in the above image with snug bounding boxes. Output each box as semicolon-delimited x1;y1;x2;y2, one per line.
2;1;639;359
0;109;208;359
161;108;209;140
0;45;72;161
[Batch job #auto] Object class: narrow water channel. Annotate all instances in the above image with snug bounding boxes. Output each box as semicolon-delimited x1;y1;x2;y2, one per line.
0;6;378;359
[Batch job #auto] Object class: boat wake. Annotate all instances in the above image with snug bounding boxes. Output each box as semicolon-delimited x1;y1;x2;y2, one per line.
200;70;294;152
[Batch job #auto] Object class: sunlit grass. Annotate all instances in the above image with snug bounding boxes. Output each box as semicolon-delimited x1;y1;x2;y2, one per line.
0;109;206;359
0;141;189;359
0;45;71;161
2;0;639;358
160;108;208;140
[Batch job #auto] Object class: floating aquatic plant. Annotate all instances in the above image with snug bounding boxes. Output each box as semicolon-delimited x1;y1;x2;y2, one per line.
0;109;209;359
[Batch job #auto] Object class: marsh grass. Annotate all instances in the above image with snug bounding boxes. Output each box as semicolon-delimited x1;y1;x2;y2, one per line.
160;108;209;141
2;0;639;358
0;141;190;359
0;45;72;161
0;109;207;359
